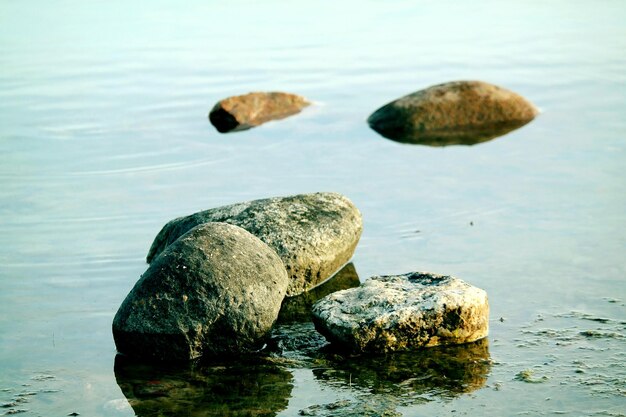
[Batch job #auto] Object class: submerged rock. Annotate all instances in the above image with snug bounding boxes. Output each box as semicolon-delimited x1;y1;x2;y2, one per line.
312;272;489;353
209;91;310;133
277;262;360;324
267;322;329;362
367;81;538;146
113;222;289;361
298;398;402;417
147;192;363;296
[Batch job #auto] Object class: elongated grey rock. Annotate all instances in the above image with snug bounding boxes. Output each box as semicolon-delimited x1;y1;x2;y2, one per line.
367;81;539;146
147;192;363;296
209;91;310;133
312;272;489;353
113;222;289;361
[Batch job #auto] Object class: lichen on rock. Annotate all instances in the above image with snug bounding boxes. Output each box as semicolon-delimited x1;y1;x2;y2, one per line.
146;192;363;296
312;272;489;353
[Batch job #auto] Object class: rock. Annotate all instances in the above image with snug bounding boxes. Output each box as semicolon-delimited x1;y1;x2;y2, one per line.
367;80;539;146
277;262;360;324
113;222;289;361
267;322;329;362
311;272;489;353
147;192;363;296
209;91;310;133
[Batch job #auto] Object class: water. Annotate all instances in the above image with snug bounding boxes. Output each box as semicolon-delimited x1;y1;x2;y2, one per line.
1;1;625;415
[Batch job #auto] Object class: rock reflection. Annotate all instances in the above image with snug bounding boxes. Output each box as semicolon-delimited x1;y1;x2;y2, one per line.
114;355;293;417
314;338;492;402
277;262;360;324
370;121;531;146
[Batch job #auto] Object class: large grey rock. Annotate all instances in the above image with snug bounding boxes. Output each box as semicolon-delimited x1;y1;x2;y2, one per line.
312;272;489;353
113;222;289;361
209;91;310;133
147;192;363;296
367;80;539;146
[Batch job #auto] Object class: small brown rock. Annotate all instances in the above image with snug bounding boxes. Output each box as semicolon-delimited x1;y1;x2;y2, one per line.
209;91;310;133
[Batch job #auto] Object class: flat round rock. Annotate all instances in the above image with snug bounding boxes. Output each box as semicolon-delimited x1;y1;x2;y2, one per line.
312;272;489;353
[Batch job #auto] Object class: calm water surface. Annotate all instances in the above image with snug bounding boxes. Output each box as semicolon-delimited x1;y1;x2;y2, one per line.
1;1;625;416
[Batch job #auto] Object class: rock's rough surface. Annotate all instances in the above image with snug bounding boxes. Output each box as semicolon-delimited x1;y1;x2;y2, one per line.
113;222;289;361
209;91;310;133
312;272;489;353
367;81;539;146
147;192;363;296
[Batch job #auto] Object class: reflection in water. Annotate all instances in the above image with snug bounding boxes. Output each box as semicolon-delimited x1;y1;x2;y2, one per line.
369;120;532;146
277;262;360;324
314;338;492;402
115;259;491;416
114;355;293;417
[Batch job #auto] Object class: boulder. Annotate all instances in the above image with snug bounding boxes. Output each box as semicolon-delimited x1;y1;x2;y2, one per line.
312;272;489;353
209;91;310;133
367;81;539;146
147;192;363;296
113;222;289;361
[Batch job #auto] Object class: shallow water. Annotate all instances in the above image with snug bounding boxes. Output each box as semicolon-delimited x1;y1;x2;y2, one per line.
1;1;625;416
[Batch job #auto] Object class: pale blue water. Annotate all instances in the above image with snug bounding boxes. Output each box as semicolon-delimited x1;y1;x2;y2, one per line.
1;1;625;416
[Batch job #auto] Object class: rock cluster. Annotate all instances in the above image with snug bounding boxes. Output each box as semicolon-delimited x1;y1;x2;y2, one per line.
209;91;310;133
113;79;526;361
367;80;538;145
147;192;363;296
113;192;362;361
312;272;489;353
